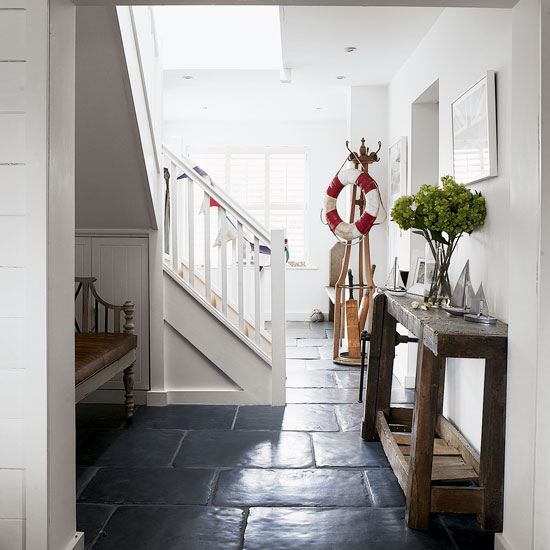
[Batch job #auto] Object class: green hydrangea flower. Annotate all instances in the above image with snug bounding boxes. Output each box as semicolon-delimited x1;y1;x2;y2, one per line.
391;175;486;242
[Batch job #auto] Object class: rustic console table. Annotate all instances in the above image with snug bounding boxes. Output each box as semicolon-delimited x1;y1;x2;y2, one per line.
361;292;507;531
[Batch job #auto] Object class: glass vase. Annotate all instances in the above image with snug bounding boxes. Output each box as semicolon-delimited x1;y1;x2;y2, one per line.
424;242;452;307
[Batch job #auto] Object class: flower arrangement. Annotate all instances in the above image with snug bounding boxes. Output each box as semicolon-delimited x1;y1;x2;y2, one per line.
391;175;486;304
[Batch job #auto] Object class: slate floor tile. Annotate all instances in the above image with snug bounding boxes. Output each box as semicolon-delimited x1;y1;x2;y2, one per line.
318;346;334;360
287;359;307;368
440;514;495;549
286;338;298;346
296;338;331;347
286;347;321;360
174;430;314;468
391;385;415;404
76;429;184;468
79;467;215;505
243;507;454;550
335;371;362;388
92;506;245;550
132;404;237;430
309;321;334;330
286;328;327;339
364;469;406;507
334;403;364;432
76;503;114;550
76;404;128;429
286;388;359;404
76;466;99;498
214;468;369;507
312;432;389;467
304;359;357;371
234;405;339;432
286;369;337;388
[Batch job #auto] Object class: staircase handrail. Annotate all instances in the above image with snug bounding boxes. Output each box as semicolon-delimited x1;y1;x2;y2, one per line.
162;145;271;244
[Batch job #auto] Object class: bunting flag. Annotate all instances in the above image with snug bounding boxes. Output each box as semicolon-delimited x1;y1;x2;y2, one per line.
178;165;221;208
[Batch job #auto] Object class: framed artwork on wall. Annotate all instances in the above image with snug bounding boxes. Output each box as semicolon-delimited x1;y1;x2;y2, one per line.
389;136;407;198
451;70;497;185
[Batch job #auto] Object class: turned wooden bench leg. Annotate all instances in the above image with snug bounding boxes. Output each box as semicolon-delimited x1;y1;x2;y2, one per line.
123;362;135;422
479;357;507;531
406;343;444;530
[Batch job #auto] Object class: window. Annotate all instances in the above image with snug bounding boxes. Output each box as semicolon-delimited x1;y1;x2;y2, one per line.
188;147;309;266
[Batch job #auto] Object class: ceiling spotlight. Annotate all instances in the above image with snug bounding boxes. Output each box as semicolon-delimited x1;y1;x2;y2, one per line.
336;76;346;80
200;106;208;110
345;47;357;53
182;75;193;80
315;107;323;110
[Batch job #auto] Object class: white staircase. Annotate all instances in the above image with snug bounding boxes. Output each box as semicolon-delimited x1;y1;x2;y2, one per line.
117;6;286;406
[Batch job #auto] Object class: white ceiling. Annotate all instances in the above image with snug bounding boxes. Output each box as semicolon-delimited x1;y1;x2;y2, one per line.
162;6;443;122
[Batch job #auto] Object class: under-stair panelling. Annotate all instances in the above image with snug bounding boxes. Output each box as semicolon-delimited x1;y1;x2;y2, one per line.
161;271;272;404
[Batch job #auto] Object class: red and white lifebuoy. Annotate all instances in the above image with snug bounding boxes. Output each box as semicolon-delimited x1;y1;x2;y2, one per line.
324;169;380;240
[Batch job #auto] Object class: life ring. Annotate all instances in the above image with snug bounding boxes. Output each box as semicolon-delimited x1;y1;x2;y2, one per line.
324;169;380;240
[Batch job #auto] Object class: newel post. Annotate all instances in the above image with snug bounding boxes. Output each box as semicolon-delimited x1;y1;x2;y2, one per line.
270;229;286;406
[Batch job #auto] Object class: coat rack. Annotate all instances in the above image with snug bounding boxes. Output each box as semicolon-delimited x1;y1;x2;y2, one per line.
332;138;379;365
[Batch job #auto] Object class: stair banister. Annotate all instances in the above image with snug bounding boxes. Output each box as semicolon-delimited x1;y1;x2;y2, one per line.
162;145;271;244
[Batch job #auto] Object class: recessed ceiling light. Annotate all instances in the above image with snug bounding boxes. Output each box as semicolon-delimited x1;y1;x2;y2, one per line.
182;75;193;80
345;47;357;53
200;106;208;110
315;107;323;110
336;76;346;80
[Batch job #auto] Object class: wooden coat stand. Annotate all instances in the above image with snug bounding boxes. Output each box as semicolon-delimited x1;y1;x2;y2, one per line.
332;138;380;365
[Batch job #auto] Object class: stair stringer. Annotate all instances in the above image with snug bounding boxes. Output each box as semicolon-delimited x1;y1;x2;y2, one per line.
162;270;273;404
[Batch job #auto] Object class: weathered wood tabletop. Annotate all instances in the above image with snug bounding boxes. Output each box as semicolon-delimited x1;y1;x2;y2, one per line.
385;293;508;359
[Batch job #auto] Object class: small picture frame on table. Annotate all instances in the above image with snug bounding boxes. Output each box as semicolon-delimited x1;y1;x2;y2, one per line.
408;256;432;297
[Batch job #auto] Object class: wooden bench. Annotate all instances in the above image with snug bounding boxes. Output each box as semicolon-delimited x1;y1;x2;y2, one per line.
75;277;137;421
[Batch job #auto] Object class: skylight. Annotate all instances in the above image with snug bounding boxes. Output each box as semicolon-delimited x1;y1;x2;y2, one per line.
157;6;283;71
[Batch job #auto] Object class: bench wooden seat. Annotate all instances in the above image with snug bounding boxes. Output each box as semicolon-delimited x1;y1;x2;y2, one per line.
74;277;137;421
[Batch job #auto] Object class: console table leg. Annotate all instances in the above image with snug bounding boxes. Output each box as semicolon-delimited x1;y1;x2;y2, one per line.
406;344;443;530
376;310;397;417
480;358;507;531
361;293;386;441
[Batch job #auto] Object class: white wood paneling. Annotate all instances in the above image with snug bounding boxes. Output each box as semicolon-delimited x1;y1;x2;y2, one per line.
74;237;91;277
0;217;24;267
91;237;149;390
0;369;23;418
0;114;25;163
0;469;24;519
0;419;23;468
0;318;24;369
0;268;24;318
0;166;25;215
0;62;25;111
0;519;24;550
0;10;25;60
0;1;25;7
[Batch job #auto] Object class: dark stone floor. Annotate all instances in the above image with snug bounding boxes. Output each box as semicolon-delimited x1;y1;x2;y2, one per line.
76;321;494;550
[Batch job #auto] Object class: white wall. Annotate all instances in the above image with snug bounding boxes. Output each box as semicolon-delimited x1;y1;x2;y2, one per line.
0;1;80;549
387;8;512;451
164;119;347;320
75;6;155;231
347;86;389;288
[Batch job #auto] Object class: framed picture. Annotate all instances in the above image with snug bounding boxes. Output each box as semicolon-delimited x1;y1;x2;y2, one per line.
389;136;407;197
452;70;497;185
408;256;433;297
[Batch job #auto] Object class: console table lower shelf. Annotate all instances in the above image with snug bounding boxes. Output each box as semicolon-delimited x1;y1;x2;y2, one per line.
376;408;484;515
